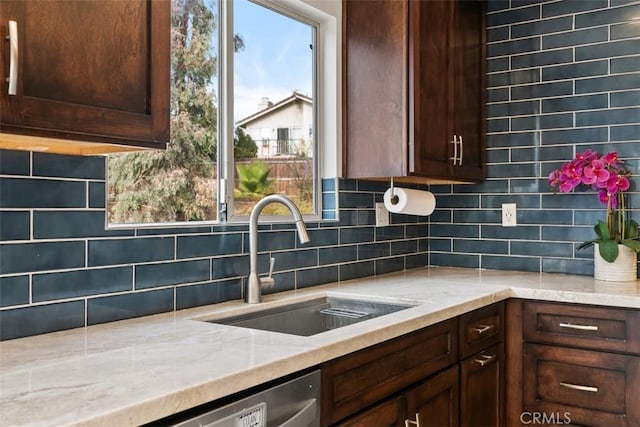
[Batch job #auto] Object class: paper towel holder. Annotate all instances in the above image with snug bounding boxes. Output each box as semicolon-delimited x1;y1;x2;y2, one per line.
389;177;400;205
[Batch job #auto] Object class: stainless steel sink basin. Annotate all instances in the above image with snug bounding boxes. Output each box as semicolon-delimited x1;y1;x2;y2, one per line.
202;297;414;336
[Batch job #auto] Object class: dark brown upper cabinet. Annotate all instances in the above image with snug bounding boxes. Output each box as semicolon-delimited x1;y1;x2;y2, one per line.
0;0;170;154
343;0;486;183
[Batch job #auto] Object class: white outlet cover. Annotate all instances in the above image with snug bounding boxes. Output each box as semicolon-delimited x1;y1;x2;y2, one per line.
502;203;517;227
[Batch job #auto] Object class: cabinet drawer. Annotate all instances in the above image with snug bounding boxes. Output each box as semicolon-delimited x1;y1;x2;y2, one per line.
523;302;640;354
459;302;504;359
321;318;458;425
523;343;640;427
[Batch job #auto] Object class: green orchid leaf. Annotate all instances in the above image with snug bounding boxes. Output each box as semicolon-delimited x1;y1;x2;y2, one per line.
598;240;619;263
624;219;639;239
577;240;597;251
622;239;640;252
594;220;610;240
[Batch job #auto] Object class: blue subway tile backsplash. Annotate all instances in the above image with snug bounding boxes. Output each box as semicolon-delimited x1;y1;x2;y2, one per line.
88;237;175;266
32;152;105;179
0;178;86;208
87;289;174;326
431;0;640;277
0;150;29;175
0;275;29;308
511;16;573;38
0;211;30;241
32;267;133;302
135;260;210;290
175;279;242;310
0;301;85;341
1;0;639;341
0;241;85;275
0;149;429;339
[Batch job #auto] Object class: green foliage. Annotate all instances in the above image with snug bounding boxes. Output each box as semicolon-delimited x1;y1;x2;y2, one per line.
233;127;258;159
236;162;273;195
577;219;640;262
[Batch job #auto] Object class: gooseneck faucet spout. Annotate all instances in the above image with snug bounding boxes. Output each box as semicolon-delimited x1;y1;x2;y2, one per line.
247;194;310;304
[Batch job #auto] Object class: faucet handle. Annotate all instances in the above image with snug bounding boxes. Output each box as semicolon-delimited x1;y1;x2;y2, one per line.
260;257;276;289
268;257;275;278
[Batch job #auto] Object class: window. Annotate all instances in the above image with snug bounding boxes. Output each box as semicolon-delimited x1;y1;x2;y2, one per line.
106;0;326;225
277;128;290;155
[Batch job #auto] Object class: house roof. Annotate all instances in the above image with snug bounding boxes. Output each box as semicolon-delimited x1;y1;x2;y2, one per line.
236;91;312;127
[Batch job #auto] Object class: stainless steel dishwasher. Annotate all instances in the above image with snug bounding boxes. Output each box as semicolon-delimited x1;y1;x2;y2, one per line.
169;370;320;427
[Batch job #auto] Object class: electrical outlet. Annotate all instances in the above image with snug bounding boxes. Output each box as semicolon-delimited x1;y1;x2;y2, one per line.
502;203;517;227
375;202;390;227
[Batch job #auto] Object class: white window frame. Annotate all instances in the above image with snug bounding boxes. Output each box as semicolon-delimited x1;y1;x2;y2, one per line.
105;0;339;229
221;0;329;223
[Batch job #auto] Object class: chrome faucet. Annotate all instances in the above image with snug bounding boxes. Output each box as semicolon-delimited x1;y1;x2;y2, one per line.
247;194;310;304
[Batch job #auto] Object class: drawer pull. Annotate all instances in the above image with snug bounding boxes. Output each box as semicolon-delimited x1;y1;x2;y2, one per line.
559;322;598;331
405;413;421;427
559;382;599;393
472;324;494;334
474;353;496;367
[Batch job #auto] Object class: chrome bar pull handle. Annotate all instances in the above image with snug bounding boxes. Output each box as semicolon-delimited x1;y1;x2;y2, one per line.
458;135;463;165
6;20;18;95
559;322;598;331
472;324;494;334
560;382;599;393
474;353;496;367
450;135;458;165
405;413;420;427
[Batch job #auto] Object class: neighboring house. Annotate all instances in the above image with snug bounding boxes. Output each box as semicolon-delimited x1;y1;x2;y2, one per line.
236;91;313;158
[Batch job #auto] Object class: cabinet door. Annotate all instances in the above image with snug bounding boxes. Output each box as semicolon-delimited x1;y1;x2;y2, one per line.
410;0;485;182
405;365;459;427
0;0;170;149
335;395;405;427
451;0;486;181
461;343;504;427
342;0;408;178
523;343;640;426
409;0;454;179
321;319;458;425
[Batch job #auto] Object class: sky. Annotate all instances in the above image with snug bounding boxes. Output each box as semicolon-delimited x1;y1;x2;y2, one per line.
232;0;314;121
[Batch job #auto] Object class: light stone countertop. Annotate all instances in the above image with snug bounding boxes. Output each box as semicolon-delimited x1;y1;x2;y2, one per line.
1;266;639;426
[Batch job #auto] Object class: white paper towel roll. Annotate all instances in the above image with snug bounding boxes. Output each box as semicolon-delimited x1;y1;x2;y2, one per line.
383;187;436;216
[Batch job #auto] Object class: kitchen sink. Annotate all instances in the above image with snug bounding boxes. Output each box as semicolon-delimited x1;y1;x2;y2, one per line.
200;296;414;336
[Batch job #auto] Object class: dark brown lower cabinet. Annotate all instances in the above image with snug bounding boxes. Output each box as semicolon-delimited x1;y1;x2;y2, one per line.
523;343;640;426
335;396;405;427
335;365;460;427
460;343;504;427
406;365;460;427
323;302;506;426
507;300;640;427
322;319;458;425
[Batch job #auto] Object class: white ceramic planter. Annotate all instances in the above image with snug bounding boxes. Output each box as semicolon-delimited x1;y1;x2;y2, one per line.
594;243;638;281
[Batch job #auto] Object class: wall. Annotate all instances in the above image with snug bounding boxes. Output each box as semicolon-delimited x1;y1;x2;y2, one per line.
2;0;640;341
0;151;428;340
430;0;640;275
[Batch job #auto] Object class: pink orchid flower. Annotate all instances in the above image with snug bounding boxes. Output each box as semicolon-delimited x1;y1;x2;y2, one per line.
583;159;610;187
